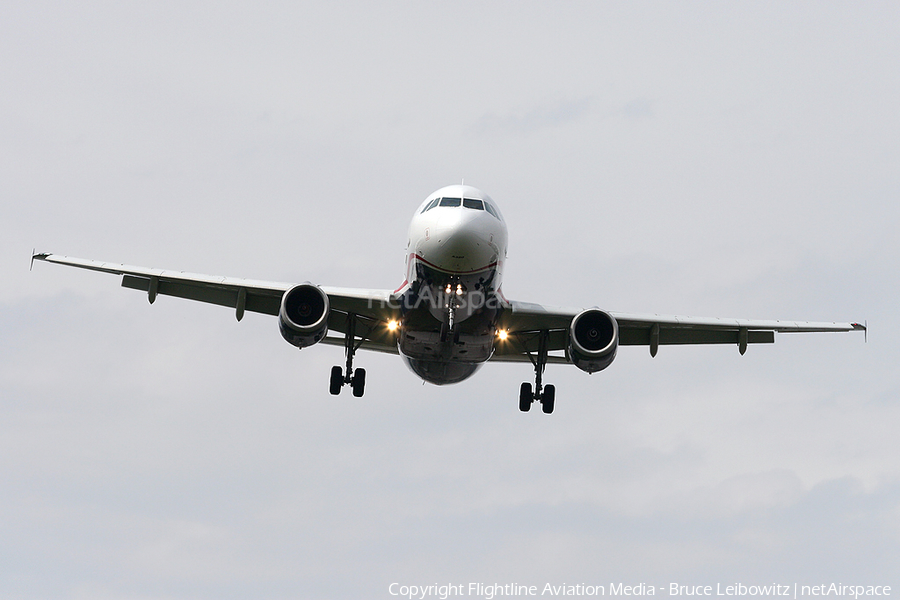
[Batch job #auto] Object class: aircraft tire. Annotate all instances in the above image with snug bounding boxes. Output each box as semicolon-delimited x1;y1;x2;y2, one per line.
329;366;343;395
352;368;366;397
519;382;532;412
541;384;556;414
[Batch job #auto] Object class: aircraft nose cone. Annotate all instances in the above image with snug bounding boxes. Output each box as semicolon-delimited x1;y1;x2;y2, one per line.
430;219;496;273
440;227;479;256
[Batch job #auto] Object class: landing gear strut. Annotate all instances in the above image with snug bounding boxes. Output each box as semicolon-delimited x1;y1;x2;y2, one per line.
330;313;367;397
440;281;462;344
518;329;556;414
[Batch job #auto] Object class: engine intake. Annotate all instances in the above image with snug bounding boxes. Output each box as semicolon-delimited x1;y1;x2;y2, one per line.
568;308;618;373
279;283;330;348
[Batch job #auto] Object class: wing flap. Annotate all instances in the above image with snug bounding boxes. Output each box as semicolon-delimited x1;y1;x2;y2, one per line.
319;335;400;355
489;353;570;364
491;329;569;355
121;274;282;316
610;311;862;333
618;326;774;346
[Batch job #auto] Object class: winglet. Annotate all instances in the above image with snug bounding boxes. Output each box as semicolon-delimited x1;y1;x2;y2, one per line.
31;250;51;271
30;249;49;271
852;321;867;343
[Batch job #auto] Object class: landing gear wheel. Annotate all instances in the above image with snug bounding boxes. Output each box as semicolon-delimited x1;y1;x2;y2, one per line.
541;384;556;414
519;330;557;414
519;382;533;412
351;368;366;397
329;366;343;395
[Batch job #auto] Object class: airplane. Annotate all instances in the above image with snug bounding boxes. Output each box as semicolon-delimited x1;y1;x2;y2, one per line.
32;184;865;414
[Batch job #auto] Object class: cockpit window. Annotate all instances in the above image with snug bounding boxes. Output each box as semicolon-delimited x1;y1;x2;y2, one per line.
421;197;440;213
423;196;499;215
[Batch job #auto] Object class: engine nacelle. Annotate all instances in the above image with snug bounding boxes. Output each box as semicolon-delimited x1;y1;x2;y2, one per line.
279;283;330;348
568;308;618;374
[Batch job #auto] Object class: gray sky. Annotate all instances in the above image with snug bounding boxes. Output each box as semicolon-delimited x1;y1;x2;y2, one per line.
2;2;898;598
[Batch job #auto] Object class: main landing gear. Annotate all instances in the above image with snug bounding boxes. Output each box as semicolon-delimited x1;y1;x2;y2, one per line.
330;313;367;397
330;365;365;397
518;330;555;414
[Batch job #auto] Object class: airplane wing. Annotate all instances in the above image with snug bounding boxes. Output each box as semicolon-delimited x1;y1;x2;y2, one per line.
33;253;865;364
32;253;402;353
490;299;865;362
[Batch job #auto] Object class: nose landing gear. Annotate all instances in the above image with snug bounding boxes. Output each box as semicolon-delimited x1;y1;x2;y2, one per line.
440;280;463;344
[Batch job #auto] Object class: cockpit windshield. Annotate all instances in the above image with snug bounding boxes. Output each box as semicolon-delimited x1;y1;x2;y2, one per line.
421;196;501;220
421;197;440;213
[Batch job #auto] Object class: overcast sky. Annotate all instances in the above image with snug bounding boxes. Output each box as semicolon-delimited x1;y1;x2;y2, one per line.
2;2;898;598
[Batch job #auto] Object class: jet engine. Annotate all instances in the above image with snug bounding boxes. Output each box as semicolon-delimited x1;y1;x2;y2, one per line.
568;308;618;373
279;283;330;348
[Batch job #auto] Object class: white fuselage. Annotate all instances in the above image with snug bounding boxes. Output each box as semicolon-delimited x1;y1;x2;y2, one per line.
395;185;509;384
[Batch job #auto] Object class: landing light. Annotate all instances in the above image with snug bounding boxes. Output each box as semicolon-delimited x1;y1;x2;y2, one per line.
387;320;400;332
497;329;508;340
